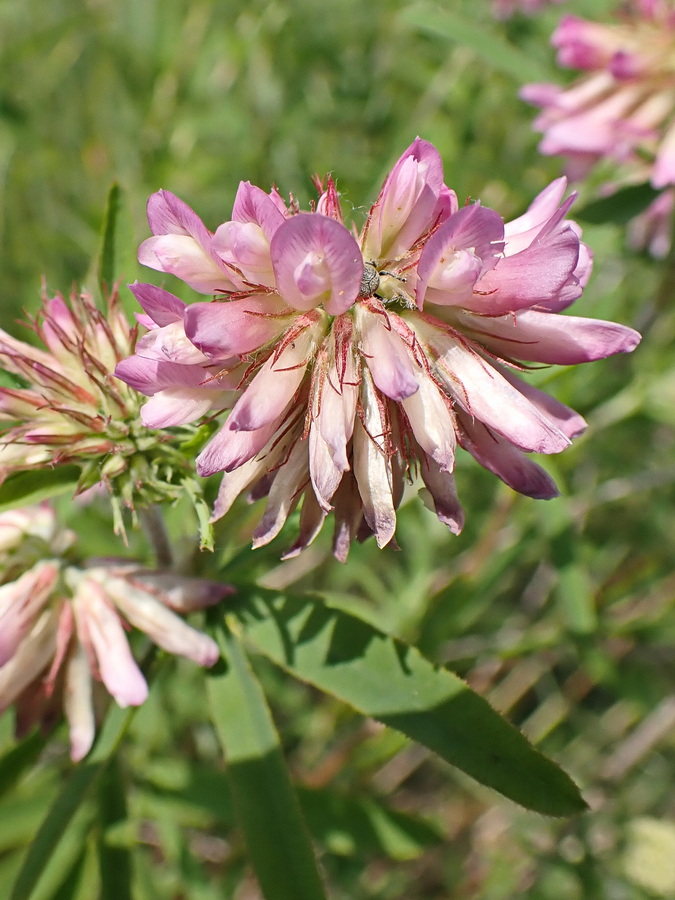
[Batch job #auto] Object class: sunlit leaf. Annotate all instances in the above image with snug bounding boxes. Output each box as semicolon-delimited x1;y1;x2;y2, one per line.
234;590;587;817
0;468;80;514
207;620;328;900
10;705;134;900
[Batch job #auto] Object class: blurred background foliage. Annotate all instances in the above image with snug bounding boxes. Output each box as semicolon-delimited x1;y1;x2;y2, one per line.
1;0;674;898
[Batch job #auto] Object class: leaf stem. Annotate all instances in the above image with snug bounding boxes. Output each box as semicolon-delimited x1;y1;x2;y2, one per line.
139;504;173;568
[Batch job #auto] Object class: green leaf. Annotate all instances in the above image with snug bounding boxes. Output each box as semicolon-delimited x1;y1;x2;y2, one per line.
401;4;549;83
234;591;587;817
97;758;132;900
206;620;328;900
94;181;139;299
0;467;80;513
98;182;122;294
0;732;47;800
574;182;661;226
297;787;442;861
10;705;134;900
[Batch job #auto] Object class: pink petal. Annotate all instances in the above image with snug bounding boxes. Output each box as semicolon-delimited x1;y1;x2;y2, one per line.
471;225;580;315
419;456;465;534
270;214;363;315
458;414;560;500
252;441;309;548
74;586;148;707
416;204;505;308
401;375;457;473
231;181;286;238
197;418;280;476
139;235;234;294
184;296;292;358
141;389;222;427
128;283;186;326
353;372;396;548
456;309;642;364
427;331;570;453
363;138;444;260
358;307;419;402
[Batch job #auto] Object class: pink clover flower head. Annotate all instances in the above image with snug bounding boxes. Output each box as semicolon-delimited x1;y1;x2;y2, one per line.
0;504;231;761
492;0;564;21
116;139;640;560
0;287;214;527
522;2;675;190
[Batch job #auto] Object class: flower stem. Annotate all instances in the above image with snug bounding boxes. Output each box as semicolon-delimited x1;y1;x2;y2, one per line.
139;505;173;568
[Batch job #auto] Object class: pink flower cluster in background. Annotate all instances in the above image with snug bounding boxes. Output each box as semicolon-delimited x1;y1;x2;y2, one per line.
522;2;675;188
0;505;230;760
116;138;640;560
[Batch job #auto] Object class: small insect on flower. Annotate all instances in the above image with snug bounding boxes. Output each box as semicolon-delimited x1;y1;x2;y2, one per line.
116;138;641;560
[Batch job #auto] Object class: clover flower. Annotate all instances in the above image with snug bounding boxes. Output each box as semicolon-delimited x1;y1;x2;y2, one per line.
522;2;675;188
0;504;229;760
0;287;213;536
116;138;640;560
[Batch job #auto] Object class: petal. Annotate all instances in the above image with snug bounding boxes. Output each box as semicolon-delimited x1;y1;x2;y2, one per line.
139;234;234;294
73;585;148;708
0;563;60;668
422;328;570;453
503;177;569;254
353;371;396;548
281;492;327;559
95;573;219;667
418;455;465;534
63;644;96;762
471;225;580;315
136;320;210;365
458;414;560;500
457;309;642;364
231;181;286;239
184;296;292;358
416;204;505;308
358;306;419;402
128;283;186;326
271;214;363;315
401;374;457;473
252;441;309;548
497;365;587;440
196;418;280;476
146;190;213;244
363;137;444;260
227;326;317;432
141;389;222;427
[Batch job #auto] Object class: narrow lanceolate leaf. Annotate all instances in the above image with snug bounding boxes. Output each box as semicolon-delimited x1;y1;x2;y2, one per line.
97;758;132;900
234;591;587;817
0;467;80;514
98;182;122;293
401;5;550;83
10;705;134;900
207;620;328;900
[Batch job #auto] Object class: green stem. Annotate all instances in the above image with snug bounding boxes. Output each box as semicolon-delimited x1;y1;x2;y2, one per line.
139;505;173;568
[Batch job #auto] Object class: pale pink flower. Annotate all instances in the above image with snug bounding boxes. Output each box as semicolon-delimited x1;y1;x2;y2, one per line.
0;504;230;760
522;2;675;189
493;0;564;21
116;139;640;560
0;287;215;537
